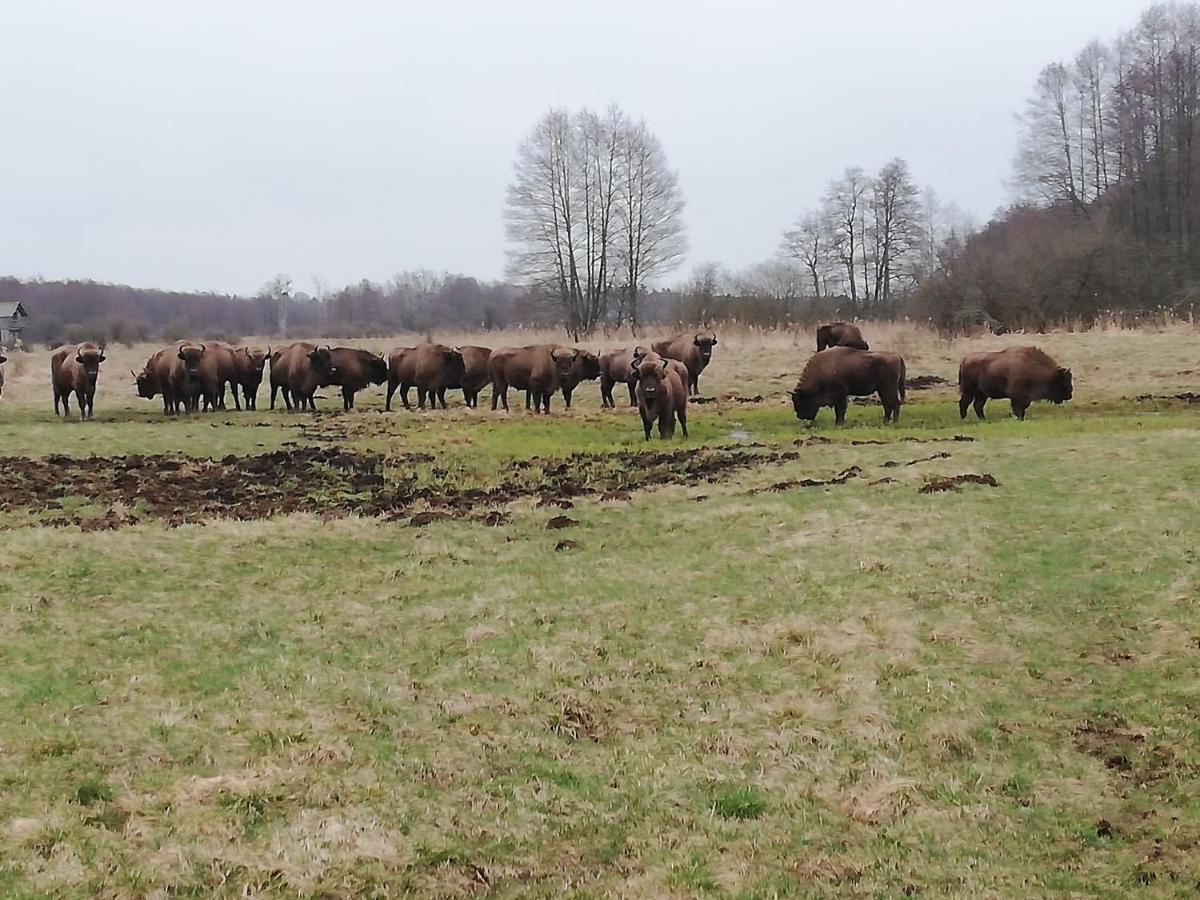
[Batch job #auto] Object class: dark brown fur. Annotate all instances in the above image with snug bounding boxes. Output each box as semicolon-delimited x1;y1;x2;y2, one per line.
386;343;466;410
51;342;106;418
651;329;717;395
327;347;388;410
816;322;869;351
958;346;1073;421
134;345;182;415
489;345;577;413
167;342;213;414
790;346;906;425
633;351;689;440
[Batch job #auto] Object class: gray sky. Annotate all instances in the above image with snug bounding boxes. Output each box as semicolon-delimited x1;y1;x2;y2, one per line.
0;0;1152;296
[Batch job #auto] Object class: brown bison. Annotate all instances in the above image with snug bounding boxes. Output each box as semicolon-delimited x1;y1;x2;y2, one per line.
51;342;106;418
489;345;577;413
386;343;466;411
651;328;717;395
816;321;869;351
328;347;388;410
134;345;182;415
270;342;337;411
790;346;906;425
455;345;492;408
559;348;601;408
169;342;214;413
199;341;242;411
633;351;689;440
599;349;637;408
958;346;1072;421
231;345;270;410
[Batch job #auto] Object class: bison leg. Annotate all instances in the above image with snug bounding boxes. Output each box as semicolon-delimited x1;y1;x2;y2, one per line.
879;388;900;423
973;395;987;420
627;381;636;407
54;389;64;416
541;392;551;414
658;410;675;439
231;384;242;412
399;383;412;410
640;411;653;441
959;394;972;420
677;405;689;438
1011;399;1028;421
524;390;532;411
437;387;448;409
562;386;573;409
833;396;849;426
492;385;508;412
600;377;612;408
384;378;398;411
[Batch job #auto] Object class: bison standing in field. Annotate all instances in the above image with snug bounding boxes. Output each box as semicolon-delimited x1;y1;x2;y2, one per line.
386;343;466;411
327;347;388;410
489;345;577;413
168;342;214;413
633;351;689;440
200;341;243;411
455;346;493;408
599;349;637;408
816;322;869;351
559;348;600;409
958;346;1072;421
231;345;270;410
790;346;906;425
51;342;106;418
270;342;337;412
651;329;717;396
134;346;181;415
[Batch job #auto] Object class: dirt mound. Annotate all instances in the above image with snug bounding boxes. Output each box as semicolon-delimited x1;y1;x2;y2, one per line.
905;375;950;390
919;473;999;493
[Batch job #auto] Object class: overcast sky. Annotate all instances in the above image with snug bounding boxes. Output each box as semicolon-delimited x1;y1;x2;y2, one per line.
0;0;1153;296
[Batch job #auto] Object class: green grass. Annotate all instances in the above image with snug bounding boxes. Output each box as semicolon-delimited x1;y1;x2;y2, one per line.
1;366;1199;896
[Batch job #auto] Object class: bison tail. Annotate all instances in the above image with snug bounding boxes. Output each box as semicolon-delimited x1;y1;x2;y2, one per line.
899;359;907;403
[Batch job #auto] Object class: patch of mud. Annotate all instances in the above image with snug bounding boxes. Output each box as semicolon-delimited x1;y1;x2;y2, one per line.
906;375;951;390
850;436;975;446
1132;392;1200;403
919;473;999;493
0;443;806;529
757;465;863;493
882;452;952;468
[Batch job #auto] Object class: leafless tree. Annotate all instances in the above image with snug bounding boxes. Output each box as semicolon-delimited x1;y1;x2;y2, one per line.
781;210;834;298
870;158;925;308
823;167;869;312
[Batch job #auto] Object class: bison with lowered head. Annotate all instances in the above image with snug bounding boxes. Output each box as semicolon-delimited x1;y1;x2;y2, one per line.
958;346;1072;421
51;342;106;418
270;342;337;411
490;345;577;413
386;343;466;411
816;322;869;351
134;345;182;415
633;351;689;440
327;347;388;410
790;346;906;425
651;328;717;396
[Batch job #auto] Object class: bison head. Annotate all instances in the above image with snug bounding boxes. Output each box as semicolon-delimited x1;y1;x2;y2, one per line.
308;345;337;379
443;347;467;381
693;330;718;364
551;347;579;378
0;353;7;365
241;347;268;374
367;353;389;385
1050;367;1073;403
634;354;671;402
178;343;206;377
134;366;157;398
790;387;820;422
76;345;106;383
573;350;601;381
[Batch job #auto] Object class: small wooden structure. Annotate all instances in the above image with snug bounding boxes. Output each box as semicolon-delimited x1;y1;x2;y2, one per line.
0;301;28;348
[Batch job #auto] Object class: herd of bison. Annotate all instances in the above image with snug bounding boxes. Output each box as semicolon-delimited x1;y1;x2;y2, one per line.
4;321;1076;439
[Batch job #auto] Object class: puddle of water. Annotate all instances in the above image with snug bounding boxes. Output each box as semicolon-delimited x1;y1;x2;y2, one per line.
729;430;754;440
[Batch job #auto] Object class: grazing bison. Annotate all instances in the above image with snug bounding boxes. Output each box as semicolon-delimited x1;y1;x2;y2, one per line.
231;345;270;410
790;346;906;425
270;342;337;411
489;345;577;413
456;345;492;408
651;328;717;395
958;346;1072;421
816;321;869;351
328;347;388;410
633;351;689;440
599;349;637;408
0;351;6;400
51;342;106;418
386;343;466;411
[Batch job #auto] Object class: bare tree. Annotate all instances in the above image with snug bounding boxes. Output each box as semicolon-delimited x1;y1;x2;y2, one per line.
506;106;687;337
823;167;869;312
781;210;833;298
870;158;925;308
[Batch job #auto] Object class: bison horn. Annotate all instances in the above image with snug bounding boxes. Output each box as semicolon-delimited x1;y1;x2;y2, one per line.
131;369;137;378
198;343;207;353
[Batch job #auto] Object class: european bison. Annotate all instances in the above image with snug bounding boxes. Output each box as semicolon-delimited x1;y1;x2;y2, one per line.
386;343;466;411
201;341;243;411
169;342;213;414
456;345;492;408
328;347;388;410
559;349;600;408
134;345;181;415
790;346;906;425
270;342;337;412
633;351;689;440
489;345;577;413
816;321;869;351
599;349;637;408
231;345;270;410
51;342;106;418
651;328;717;395
958;346;1072;421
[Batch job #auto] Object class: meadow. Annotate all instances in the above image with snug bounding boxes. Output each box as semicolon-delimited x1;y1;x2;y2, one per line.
1;323;1199;897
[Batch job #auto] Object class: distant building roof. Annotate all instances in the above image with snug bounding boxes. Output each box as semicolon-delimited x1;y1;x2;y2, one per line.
0;301;28;318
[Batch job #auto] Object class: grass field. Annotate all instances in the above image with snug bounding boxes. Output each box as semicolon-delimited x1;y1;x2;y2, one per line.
1;324;1199;897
